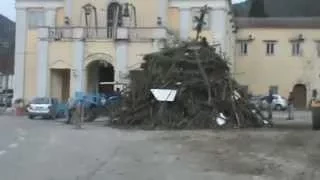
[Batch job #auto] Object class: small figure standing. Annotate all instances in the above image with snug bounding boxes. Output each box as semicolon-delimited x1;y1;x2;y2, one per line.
287;92;294;120
266;90;274;120
66;97;77;124
309;89;318;108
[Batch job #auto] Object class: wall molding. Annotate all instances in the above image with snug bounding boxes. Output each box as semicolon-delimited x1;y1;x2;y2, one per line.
16;1;64;9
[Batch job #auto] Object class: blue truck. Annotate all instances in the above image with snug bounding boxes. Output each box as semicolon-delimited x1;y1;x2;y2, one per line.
68;91;121;122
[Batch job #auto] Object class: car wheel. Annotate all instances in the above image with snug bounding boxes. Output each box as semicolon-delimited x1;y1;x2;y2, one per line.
28;115;34;119
275;104;282;111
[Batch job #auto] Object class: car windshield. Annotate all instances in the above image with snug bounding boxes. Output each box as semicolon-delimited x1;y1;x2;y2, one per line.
31;98;50;104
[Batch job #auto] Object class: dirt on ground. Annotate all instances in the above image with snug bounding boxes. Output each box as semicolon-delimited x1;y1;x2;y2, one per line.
147;115;320;180
2;111;319;180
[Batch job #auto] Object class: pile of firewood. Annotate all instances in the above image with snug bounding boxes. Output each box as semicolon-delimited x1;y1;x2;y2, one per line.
107;39;272;129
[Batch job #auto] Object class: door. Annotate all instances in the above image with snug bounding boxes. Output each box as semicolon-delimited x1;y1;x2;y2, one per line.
61;69;70;101
292;84;307;109
50;69;70;102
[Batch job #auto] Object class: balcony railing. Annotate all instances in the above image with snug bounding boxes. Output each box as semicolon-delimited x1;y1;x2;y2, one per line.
46;26;171;41
48;27;112;40
128;27;169;41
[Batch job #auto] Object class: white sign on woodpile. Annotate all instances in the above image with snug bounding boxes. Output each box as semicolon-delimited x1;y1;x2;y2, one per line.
150;89;177;102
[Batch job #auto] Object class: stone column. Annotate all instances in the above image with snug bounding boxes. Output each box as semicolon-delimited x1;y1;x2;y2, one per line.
115;40;129;90
211;8;228;54
66;0;73;18
13;8;27;100
179;8;191;41
72;28;85;94
46;8;56;27
36;8;56;97
36;28;49;96
159;0;168;26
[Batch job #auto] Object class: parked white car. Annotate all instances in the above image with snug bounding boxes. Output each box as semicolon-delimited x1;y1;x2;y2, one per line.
259;94;288;111
27;97;59;119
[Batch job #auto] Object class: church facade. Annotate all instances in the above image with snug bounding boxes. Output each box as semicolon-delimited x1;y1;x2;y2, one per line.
14;0;235;101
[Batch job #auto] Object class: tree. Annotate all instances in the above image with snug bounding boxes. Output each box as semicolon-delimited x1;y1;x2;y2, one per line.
249;0;268;17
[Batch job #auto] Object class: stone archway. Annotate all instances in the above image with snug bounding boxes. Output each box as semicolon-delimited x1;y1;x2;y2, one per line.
292;84;307;109
85;53;114;67
85;53;115;94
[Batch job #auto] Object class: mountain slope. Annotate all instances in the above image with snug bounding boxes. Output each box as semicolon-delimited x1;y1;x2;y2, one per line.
0;14;15;74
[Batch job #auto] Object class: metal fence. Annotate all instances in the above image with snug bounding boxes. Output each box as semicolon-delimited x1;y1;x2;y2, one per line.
261;109;312;122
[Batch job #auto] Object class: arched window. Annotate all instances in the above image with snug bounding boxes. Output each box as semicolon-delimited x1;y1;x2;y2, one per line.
123;3;137;27
80;3;98;38
81;3;98;27
107;2;122;38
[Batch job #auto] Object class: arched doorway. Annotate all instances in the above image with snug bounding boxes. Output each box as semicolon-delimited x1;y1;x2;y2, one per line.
292;84;307;109
86;60;115;94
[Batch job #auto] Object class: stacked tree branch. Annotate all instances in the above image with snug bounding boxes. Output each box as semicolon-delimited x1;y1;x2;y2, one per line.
108;39;272;129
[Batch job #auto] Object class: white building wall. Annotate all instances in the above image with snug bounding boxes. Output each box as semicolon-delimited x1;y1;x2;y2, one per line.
15;0;63;100
170;0;231;55
13;8;27;100
37;8;56;97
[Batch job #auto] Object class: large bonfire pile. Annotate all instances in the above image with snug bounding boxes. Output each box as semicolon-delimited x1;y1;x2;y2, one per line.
107;38;272;129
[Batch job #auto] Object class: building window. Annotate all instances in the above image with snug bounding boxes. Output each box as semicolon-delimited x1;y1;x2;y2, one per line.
291;41;302;56
82;4;98;27
238;41;248;56
27;9;45;28
265;41;276;56
269;86;278;94
0;41;9;48
191;8;210;30
107;2;122;38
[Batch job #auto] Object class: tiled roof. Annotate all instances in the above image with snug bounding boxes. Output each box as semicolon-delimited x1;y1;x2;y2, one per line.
235;17;320;28
233;0;320;17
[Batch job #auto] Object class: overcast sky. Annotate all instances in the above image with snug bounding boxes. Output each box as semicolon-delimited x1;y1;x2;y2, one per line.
0;0;246;21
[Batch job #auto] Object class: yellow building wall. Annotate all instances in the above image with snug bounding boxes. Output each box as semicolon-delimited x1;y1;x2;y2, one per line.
128;42;154;70
168;7;180;35
49;42;73;69
235;28;320;98
134;0;158;27
24;30;38;101
56;7;65;27
85;41;116;66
